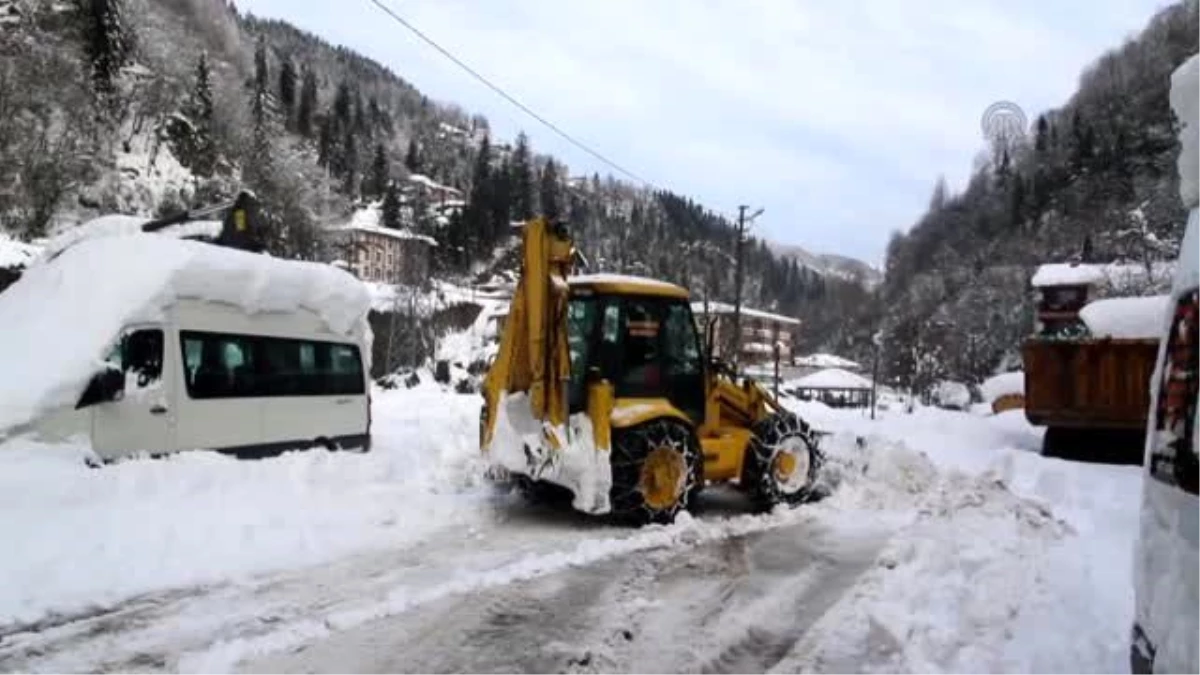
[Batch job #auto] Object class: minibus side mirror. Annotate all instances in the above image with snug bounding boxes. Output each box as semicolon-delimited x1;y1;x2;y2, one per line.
76;367;125;409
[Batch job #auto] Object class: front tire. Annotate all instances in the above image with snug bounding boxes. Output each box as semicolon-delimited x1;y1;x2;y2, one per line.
743;412;821;511
610;418;701;526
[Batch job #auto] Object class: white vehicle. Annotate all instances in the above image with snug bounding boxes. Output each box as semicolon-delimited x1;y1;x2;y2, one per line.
0;199;374;462
1129;53;1198;675
73;299;372;461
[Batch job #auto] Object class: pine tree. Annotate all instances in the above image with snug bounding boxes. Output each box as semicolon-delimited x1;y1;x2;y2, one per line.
83;0;134;114
510;131;534;221
278;58;296;128
188;51;216;177
1009;174;1026;228
317;114;334;168
539;158;560;220
463;134;493;254
929;175;948;211
341;128;358;197
404;137;421;173
251;36;269;127
333;81;352;127
1034;115;1049;153
369;143;388;201
297;66;317;138
381;182;402;229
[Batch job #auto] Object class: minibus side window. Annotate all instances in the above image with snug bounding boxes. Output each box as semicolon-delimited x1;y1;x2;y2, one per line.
1149;289;1198;495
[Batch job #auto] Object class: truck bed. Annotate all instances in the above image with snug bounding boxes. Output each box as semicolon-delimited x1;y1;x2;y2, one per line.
1023;338;1160;429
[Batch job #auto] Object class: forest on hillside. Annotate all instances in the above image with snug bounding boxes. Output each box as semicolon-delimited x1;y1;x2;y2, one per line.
837;0;1199;395
0;0;865;356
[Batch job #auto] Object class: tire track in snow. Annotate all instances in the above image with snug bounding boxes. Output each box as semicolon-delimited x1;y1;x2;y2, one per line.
242;514;891;674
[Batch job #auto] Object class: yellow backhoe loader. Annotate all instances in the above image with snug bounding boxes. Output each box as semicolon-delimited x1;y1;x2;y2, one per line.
480;217;823;525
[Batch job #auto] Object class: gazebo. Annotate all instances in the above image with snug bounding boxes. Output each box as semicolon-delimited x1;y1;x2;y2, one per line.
788;367;873;409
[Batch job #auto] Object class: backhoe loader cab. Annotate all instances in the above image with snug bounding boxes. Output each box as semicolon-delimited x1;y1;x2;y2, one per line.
481;217;822;525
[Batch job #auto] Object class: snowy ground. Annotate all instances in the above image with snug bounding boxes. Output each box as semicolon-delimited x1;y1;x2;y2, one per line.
0;388;1143;673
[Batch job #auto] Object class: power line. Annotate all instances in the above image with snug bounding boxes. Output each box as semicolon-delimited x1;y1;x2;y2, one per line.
365;0;655;188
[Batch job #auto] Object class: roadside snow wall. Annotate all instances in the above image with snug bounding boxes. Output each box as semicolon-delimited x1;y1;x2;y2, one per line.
0;234;371;436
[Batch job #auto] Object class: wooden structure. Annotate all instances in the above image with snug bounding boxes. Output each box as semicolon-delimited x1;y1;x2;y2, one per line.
992;393;1025;414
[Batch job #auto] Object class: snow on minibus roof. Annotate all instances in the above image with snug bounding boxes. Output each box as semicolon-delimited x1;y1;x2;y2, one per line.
0;234;371;435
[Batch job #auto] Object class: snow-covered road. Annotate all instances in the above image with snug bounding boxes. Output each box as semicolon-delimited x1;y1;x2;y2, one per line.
0;386;1145;673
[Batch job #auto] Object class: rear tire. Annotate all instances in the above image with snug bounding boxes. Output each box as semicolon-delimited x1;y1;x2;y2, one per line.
743;412;821;512
610;418;701;526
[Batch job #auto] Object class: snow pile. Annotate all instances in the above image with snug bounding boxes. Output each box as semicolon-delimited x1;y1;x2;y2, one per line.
0;387;489;628
0;233;39;269
0;235;370;435
777;404;1142;672
791;367;872;390
980;371;1024;402
38;214;223;261
794;353;863;370
932;380;971;409
1171;54;1199;208
1079;294;1169;339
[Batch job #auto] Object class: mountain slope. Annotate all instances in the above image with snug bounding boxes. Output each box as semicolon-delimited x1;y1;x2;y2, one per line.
854;0;1199;393
0;0;871;357
768;241;882;287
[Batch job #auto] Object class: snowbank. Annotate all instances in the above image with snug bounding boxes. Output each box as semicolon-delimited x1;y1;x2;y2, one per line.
777;403;1142;672
0;235;370;435
0;388;488;627
791;367;872;390
1031;262;1105;287
1079;295;1169;339
980;371;1024;402
1171;54;1198;208
0;233;39;269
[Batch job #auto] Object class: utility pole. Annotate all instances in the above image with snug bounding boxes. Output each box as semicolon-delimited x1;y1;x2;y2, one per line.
731;205;763;371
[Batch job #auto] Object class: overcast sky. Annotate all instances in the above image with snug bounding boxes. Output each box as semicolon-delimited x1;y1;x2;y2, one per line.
239;0;1170;265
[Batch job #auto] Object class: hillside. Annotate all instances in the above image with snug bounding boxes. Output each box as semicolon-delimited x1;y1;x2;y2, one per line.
840;0;1199;394
0;0;870;357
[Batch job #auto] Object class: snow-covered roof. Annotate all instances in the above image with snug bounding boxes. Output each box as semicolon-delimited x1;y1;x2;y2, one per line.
337;201;438;247
1079;295;1170;339
790;367;872;390
691;301;800;326
406;174;461;195
40;214;223;262
569;273;688;297
0;234;371;435
1030;261;1175;291
0;233;39;269
981;372;1024;402
794;353;861;369
1031;263;1106;288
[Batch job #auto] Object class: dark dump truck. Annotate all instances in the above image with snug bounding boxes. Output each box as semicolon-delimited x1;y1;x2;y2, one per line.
1022;262;1168;463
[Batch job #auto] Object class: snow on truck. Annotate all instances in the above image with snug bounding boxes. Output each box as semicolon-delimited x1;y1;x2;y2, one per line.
479;216;824;525
0;194;374;462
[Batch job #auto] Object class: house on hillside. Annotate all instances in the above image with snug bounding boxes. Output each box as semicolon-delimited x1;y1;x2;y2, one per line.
329;219;436;286
691;301;800;366
406;173;462;205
